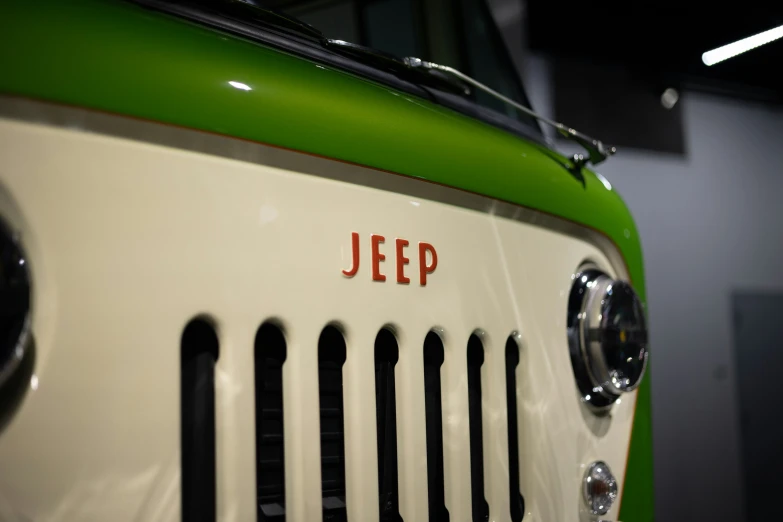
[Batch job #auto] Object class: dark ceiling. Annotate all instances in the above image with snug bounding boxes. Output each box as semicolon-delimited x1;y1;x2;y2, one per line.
526;2;783;103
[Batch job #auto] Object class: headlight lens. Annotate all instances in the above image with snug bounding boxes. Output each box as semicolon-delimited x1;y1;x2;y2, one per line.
596;280;647;392
567;267;648;411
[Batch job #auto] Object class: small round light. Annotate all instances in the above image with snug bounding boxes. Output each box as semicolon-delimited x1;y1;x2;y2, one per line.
661;87;679;109
567;267;648;411
583;460;618;515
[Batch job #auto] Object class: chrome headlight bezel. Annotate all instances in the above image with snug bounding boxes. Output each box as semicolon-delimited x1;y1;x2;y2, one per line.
567;266;648;412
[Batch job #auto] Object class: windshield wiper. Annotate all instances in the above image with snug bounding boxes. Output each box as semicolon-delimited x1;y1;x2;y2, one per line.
322;39;471;97
321;40;614;166
132;0;612;165
405;58;616;167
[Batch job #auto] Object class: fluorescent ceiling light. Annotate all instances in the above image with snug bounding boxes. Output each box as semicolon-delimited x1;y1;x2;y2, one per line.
702;24;783;66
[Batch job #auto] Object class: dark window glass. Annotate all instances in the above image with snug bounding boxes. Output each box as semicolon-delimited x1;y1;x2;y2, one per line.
289;0;360;43
457;0;537;129
364;0;419;59
269;0;539;134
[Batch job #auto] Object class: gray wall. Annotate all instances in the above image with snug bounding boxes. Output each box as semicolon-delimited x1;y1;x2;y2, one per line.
488;1;783;520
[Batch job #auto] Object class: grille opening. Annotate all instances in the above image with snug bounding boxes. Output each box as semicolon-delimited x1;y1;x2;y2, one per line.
318;325;348;521
467;334;489;522
505;336;524;522
256;322;288;521
375;328;404;522
181;318;219;522
423;331;450;522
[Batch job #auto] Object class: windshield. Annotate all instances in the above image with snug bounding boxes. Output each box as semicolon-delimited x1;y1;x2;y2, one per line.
263;0;540;132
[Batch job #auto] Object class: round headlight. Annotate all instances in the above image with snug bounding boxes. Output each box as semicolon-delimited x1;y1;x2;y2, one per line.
567;267;648;411
0;217;31;388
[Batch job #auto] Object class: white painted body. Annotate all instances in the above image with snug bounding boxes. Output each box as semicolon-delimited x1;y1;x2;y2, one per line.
0;101;635;522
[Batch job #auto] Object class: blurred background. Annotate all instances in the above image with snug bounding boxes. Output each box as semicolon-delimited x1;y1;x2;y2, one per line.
265;1;783;520
499;3;783;522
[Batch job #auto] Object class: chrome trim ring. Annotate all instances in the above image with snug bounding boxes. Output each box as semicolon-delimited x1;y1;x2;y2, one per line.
580;273;616;399
567;266;648;412
584;279;648;394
